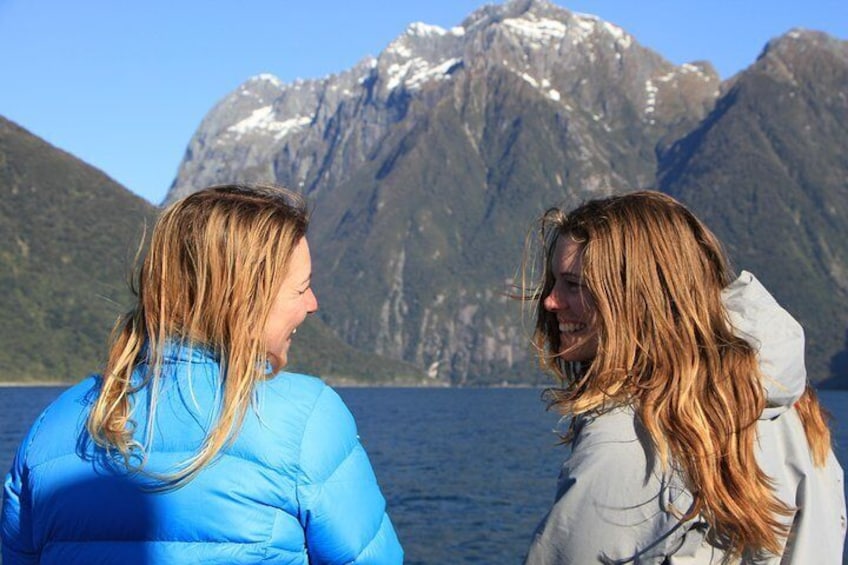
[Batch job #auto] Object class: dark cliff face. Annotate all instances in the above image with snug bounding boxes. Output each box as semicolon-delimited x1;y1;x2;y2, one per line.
163;0;847;384
660;29;848;381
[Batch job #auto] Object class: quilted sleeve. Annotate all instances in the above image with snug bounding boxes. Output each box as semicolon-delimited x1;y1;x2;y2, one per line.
2;424;40;564
296;385;403;564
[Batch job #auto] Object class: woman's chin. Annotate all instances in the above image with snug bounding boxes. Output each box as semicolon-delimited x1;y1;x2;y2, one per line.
557;339;596;363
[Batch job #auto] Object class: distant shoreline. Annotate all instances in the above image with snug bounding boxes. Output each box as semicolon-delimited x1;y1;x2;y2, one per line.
0;381;73;388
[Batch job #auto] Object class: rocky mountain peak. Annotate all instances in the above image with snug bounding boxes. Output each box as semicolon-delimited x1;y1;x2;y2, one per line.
376;22;465;93
761;28;847;60
162;6;847;384
754;29;848;82
462;0;563;26
460;0;632;52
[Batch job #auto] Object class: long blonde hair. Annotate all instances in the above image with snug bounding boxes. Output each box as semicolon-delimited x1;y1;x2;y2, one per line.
87;184;308;487
525;190;831;558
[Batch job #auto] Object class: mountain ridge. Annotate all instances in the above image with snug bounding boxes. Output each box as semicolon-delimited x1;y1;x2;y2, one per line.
0;116;429;385
0;115;157;381
165;3;847;384
3;1;845;386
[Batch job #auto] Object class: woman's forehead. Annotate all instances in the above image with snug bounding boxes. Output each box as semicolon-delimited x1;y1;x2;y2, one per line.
553;235;585;271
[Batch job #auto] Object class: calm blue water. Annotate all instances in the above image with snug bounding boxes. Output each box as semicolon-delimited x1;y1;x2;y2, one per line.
1;387;847;563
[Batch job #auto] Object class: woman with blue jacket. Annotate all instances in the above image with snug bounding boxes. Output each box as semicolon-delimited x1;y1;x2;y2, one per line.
1;184;403;564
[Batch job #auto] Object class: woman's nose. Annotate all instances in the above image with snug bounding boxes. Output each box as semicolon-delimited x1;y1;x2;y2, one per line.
307;289;319;313
543;290;560;312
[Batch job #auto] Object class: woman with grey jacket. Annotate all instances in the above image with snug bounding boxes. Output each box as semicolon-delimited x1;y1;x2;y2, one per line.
522;191;845;563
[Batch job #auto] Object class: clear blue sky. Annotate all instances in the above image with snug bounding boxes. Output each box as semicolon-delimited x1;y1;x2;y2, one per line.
1;0;845;205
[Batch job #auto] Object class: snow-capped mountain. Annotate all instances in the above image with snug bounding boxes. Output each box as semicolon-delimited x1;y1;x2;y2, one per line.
168;0;718;204
163;0;848;383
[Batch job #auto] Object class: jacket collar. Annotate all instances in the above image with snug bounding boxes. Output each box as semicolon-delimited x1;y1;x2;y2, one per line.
138;339;221;365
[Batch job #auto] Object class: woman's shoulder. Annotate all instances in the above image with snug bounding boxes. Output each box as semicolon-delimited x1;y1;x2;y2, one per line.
263;371;335;409
568;405;682;493
216;373;356;473
572;404;642;449
30;376;100;428
16;375;100;467
254;373;361;476
257;372;355;432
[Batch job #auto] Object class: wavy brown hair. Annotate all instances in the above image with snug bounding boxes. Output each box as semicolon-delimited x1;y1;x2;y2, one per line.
87;184;308;487
524;190;831;558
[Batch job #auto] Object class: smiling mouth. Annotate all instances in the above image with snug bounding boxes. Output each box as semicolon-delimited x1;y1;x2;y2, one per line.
559;322;586;334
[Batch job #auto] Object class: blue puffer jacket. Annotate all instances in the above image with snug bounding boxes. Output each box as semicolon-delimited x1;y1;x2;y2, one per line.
1;346;403;564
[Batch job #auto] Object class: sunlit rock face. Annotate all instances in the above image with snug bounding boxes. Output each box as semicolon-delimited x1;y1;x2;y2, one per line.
165;0;847;383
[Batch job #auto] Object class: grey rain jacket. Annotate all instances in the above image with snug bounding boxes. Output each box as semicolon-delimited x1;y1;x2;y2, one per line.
524;271;846;564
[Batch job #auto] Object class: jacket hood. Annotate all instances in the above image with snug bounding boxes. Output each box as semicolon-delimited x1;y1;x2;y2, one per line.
722;271;806;419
